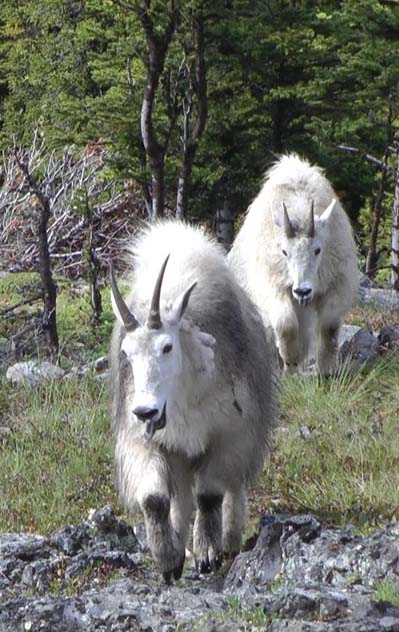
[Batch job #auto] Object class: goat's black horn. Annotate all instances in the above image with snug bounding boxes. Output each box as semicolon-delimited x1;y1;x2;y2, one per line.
306;200;315;238
109;261;138;332
147;255;170;330
283;202;295;238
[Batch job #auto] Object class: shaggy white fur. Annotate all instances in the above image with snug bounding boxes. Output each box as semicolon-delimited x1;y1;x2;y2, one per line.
109;220;277;580
229;154;358;374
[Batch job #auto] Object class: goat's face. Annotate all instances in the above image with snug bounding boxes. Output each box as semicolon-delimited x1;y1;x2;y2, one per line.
275;199;336;305
121;323;183;438
110;256;196;439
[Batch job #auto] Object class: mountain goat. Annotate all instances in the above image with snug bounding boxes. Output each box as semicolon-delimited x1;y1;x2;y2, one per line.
109;221;276;582
229;154;358;375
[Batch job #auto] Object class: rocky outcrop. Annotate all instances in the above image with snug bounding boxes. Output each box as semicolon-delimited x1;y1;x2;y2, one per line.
1;509;399;631
5;360;66;385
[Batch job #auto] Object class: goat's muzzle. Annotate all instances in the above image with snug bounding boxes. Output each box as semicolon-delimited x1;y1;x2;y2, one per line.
133;403;167;440
293;286;313;306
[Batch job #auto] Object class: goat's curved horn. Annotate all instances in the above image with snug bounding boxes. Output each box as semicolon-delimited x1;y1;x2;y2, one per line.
109;261;138;332
283;202;295;238
306;200;315;238
147;255;170;330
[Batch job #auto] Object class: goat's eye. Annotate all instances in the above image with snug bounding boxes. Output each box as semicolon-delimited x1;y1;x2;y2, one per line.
315;248;321;256
282;249;287;257
163;343;173;354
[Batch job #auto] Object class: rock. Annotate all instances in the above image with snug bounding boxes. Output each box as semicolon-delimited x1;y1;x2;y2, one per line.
94;356;109;372
361;288;399;309
338;325;362;349
339;327;378;369
62;357;110;382
6;361;65;385
1;511;399;631
378;324;399;351
359;275;380;289
93;369;110;383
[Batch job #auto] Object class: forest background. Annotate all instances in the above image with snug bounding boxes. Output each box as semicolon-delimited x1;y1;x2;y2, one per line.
0;0;399;358
1;0;398;270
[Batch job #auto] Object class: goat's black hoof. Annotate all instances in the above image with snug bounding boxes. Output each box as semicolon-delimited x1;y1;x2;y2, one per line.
196;559;211;574
196;554;222;575
162;569;173;584
162;553;185;583
173;554;185;580
210;555;222;572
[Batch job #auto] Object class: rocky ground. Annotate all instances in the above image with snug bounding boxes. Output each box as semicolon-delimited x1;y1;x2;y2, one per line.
1;506;399;631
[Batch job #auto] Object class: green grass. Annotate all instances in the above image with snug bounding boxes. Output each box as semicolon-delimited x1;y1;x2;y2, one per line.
374;579;399;606
0;272;114;364
1;354;399;536
0;377;116;533
194;596;269;630
256;355;399;528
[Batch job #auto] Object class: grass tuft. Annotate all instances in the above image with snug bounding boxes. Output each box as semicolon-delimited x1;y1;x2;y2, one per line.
257;355;399;528
374;579;399;606
0;377;116;533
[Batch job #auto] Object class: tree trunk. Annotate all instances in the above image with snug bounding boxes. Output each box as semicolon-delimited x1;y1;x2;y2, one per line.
139;0;176;219
176;146;195;219
365;170;388;279
37;200;59;359
15;155;59;359
215;201;234;250
391;145;399;290
150;158;165;219
175;16;207;219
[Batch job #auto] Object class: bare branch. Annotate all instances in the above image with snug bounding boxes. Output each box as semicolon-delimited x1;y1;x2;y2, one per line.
337;145;394;173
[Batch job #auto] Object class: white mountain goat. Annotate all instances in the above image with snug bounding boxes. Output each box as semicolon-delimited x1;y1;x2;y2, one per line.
229;154;358;375
109;221;276;582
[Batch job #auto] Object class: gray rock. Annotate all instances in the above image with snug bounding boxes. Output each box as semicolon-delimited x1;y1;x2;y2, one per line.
339;327;378;369
1;511;399;631
359;275;380;289
361;288;399;309
378;324;399;350
94;356;109;372
6;361;65;385
338;325;362;349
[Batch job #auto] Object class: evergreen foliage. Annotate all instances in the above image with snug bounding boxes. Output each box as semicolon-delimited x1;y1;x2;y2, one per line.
0;0;398;248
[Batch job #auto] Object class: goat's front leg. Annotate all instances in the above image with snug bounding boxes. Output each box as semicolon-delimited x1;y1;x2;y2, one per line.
193;492;223;574
141;493;185;582
271;298;303;373
317;323;340;376
134;453;186;582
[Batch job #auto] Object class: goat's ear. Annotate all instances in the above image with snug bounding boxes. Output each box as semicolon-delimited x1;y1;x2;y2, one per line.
170;282;197;323
319;198;336;226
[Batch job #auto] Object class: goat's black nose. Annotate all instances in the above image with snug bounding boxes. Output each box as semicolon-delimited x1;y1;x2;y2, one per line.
133;406;159;422
293;286;312;297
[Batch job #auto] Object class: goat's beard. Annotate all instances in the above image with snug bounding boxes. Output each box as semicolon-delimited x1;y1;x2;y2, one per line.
144;403;167;440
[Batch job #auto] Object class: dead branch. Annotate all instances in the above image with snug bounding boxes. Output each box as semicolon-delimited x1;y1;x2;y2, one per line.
337;145;394;174
0;292;43;317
